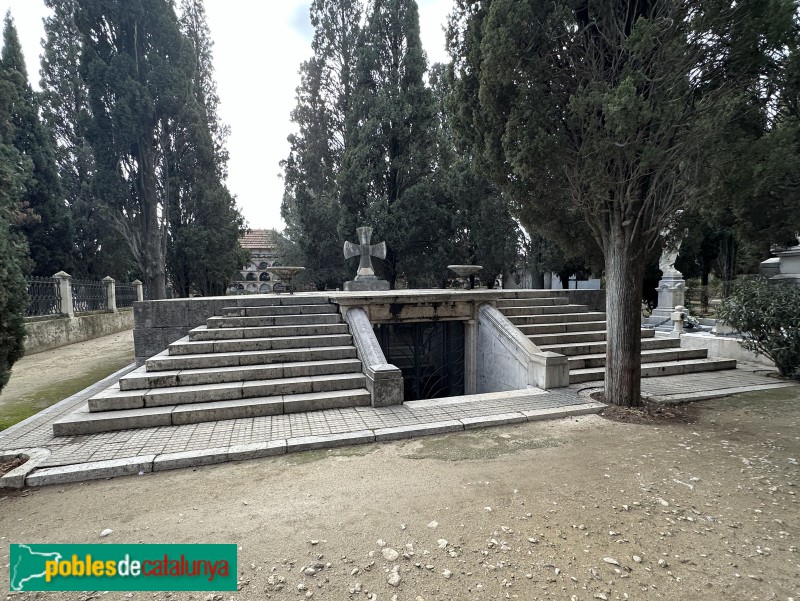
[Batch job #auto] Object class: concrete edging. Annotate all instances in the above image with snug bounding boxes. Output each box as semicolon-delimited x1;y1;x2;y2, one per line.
19;403;604;487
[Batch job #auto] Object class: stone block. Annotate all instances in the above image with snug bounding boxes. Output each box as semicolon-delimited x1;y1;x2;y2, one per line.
374;420;464;442
144;382;242;407
344;280;390;291
26;455;156;486
242;376;312;398
170;397;283;424
523;407;567;421
286;430;375;452
460;412;528;429
54;405;174;435
0;448;50;489
282;389;370;413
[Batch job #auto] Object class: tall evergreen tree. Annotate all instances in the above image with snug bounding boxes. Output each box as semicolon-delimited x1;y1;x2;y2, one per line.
75;0;197;299
281;0;361;290
167;0;247;297
339;0;439;287
0;12;30;392
2;13;72;277
40;0;134;280
447;0;792;405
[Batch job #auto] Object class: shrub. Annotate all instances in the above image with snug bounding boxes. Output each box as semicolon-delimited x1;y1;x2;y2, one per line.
717;276;800;379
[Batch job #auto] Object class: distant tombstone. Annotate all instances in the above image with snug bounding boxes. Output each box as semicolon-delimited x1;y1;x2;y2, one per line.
647;231;686;325
272;283;286;293
760;244;800;287
343;226;390;291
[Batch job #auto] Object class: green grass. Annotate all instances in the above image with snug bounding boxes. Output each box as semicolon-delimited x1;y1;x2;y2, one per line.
0;358;133;431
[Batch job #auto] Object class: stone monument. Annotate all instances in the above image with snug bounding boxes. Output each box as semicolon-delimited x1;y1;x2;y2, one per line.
343;226;390;291
647;234;686;325
760;243;800;287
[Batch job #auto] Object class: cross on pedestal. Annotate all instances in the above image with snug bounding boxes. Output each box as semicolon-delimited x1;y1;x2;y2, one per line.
344;226;386;281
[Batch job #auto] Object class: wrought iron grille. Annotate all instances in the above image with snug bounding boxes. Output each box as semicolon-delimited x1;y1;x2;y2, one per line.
25;277;61;317
115;284;137;308
72;279;108;312
375;321;465;401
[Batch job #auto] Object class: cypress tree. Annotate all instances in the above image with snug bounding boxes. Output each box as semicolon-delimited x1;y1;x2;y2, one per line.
75;0;197;299
2;13;72;277
0;12;30;392
40;0;134;280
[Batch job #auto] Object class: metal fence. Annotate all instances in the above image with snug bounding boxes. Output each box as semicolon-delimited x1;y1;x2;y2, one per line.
71;279;108;313
25;277;61;317
116;283;137;308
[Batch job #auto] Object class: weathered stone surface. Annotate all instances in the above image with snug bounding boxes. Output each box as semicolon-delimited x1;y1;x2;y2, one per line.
374;420;464;442
460;412;527;429
286;430;375;452
26;455;156;486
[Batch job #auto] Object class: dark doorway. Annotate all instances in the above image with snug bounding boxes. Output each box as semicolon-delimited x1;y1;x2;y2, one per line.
374;321;465;401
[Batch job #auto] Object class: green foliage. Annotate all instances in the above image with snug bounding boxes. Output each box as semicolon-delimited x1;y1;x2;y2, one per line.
167;0;247;297
0;13;30;392
40;0;134;280
75;0;199;299
2;13;73;277
281;0;360;290
339;0;439;287
717;277;800;379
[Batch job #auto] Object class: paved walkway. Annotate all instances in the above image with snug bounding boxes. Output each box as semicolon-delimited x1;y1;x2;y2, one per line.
0;359;794;488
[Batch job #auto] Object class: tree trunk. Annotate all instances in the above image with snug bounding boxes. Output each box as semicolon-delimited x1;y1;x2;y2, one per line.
604;235;646;407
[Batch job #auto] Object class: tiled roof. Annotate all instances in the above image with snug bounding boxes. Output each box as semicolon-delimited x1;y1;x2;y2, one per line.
240;229;278;250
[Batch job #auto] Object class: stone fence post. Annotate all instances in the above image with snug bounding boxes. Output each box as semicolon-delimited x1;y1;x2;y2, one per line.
52;271;74;318
103;276;117;312
132;279;144;302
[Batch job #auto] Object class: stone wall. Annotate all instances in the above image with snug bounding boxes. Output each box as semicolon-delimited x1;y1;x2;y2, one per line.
24;309;134;354
133;297;241;364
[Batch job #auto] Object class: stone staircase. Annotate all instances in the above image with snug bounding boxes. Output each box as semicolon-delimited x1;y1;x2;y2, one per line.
496;295;736;384
53;296;370;436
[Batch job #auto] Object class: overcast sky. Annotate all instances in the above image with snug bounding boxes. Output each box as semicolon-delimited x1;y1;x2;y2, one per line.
1;0;452;230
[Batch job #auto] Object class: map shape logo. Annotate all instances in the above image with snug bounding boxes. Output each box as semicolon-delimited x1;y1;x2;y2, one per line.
10;545;62;591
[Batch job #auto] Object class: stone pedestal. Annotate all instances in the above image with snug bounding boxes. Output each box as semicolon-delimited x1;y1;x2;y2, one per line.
648;274;686;322
760;245;800;287
344;278;390;292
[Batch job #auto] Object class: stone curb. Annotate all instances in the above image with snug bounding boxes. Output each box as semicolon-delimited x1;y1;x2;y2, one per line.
19;405;605;487
0;448;51;489
649;382;796;404
26;455;156;487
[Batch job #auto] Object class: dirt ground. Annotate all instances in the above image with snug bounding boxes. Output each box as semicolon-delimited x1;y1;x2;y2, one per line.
1;385;798;600
0;330;134;430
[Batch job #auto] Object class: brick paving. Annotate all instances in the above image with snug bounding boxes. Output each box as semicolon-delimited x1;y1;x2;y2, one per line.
1;363;794;480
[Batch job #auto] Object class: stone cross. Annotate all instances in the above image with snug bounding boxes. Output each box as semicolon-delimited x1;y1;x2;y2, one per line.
344;226;386;281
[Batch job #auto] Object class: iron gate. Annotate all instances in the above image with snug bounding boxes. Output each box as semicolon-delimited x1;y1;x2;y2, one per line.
374;321;465;401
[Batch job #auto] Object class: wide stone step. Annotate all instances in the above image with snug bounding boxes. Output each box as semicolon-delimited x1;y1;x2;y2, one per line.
517;320;607;335
168;334;354;355
501;304;591;316
569;358;737;384
120;359;363;390
222;304;338;317
539;336;680;356
88;372;367;412
528;328;655;347
495;298;571;308
507;311;607;325
207;313;342;329
189;323;350;341
54;388;372;436
568;347;708;370
227;295;329;306
147;345;357;371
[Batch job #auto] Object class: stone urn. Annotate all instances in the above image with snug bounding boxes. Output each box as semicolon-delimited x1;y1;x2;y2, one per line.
448;265;483;289
267;266;305;294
